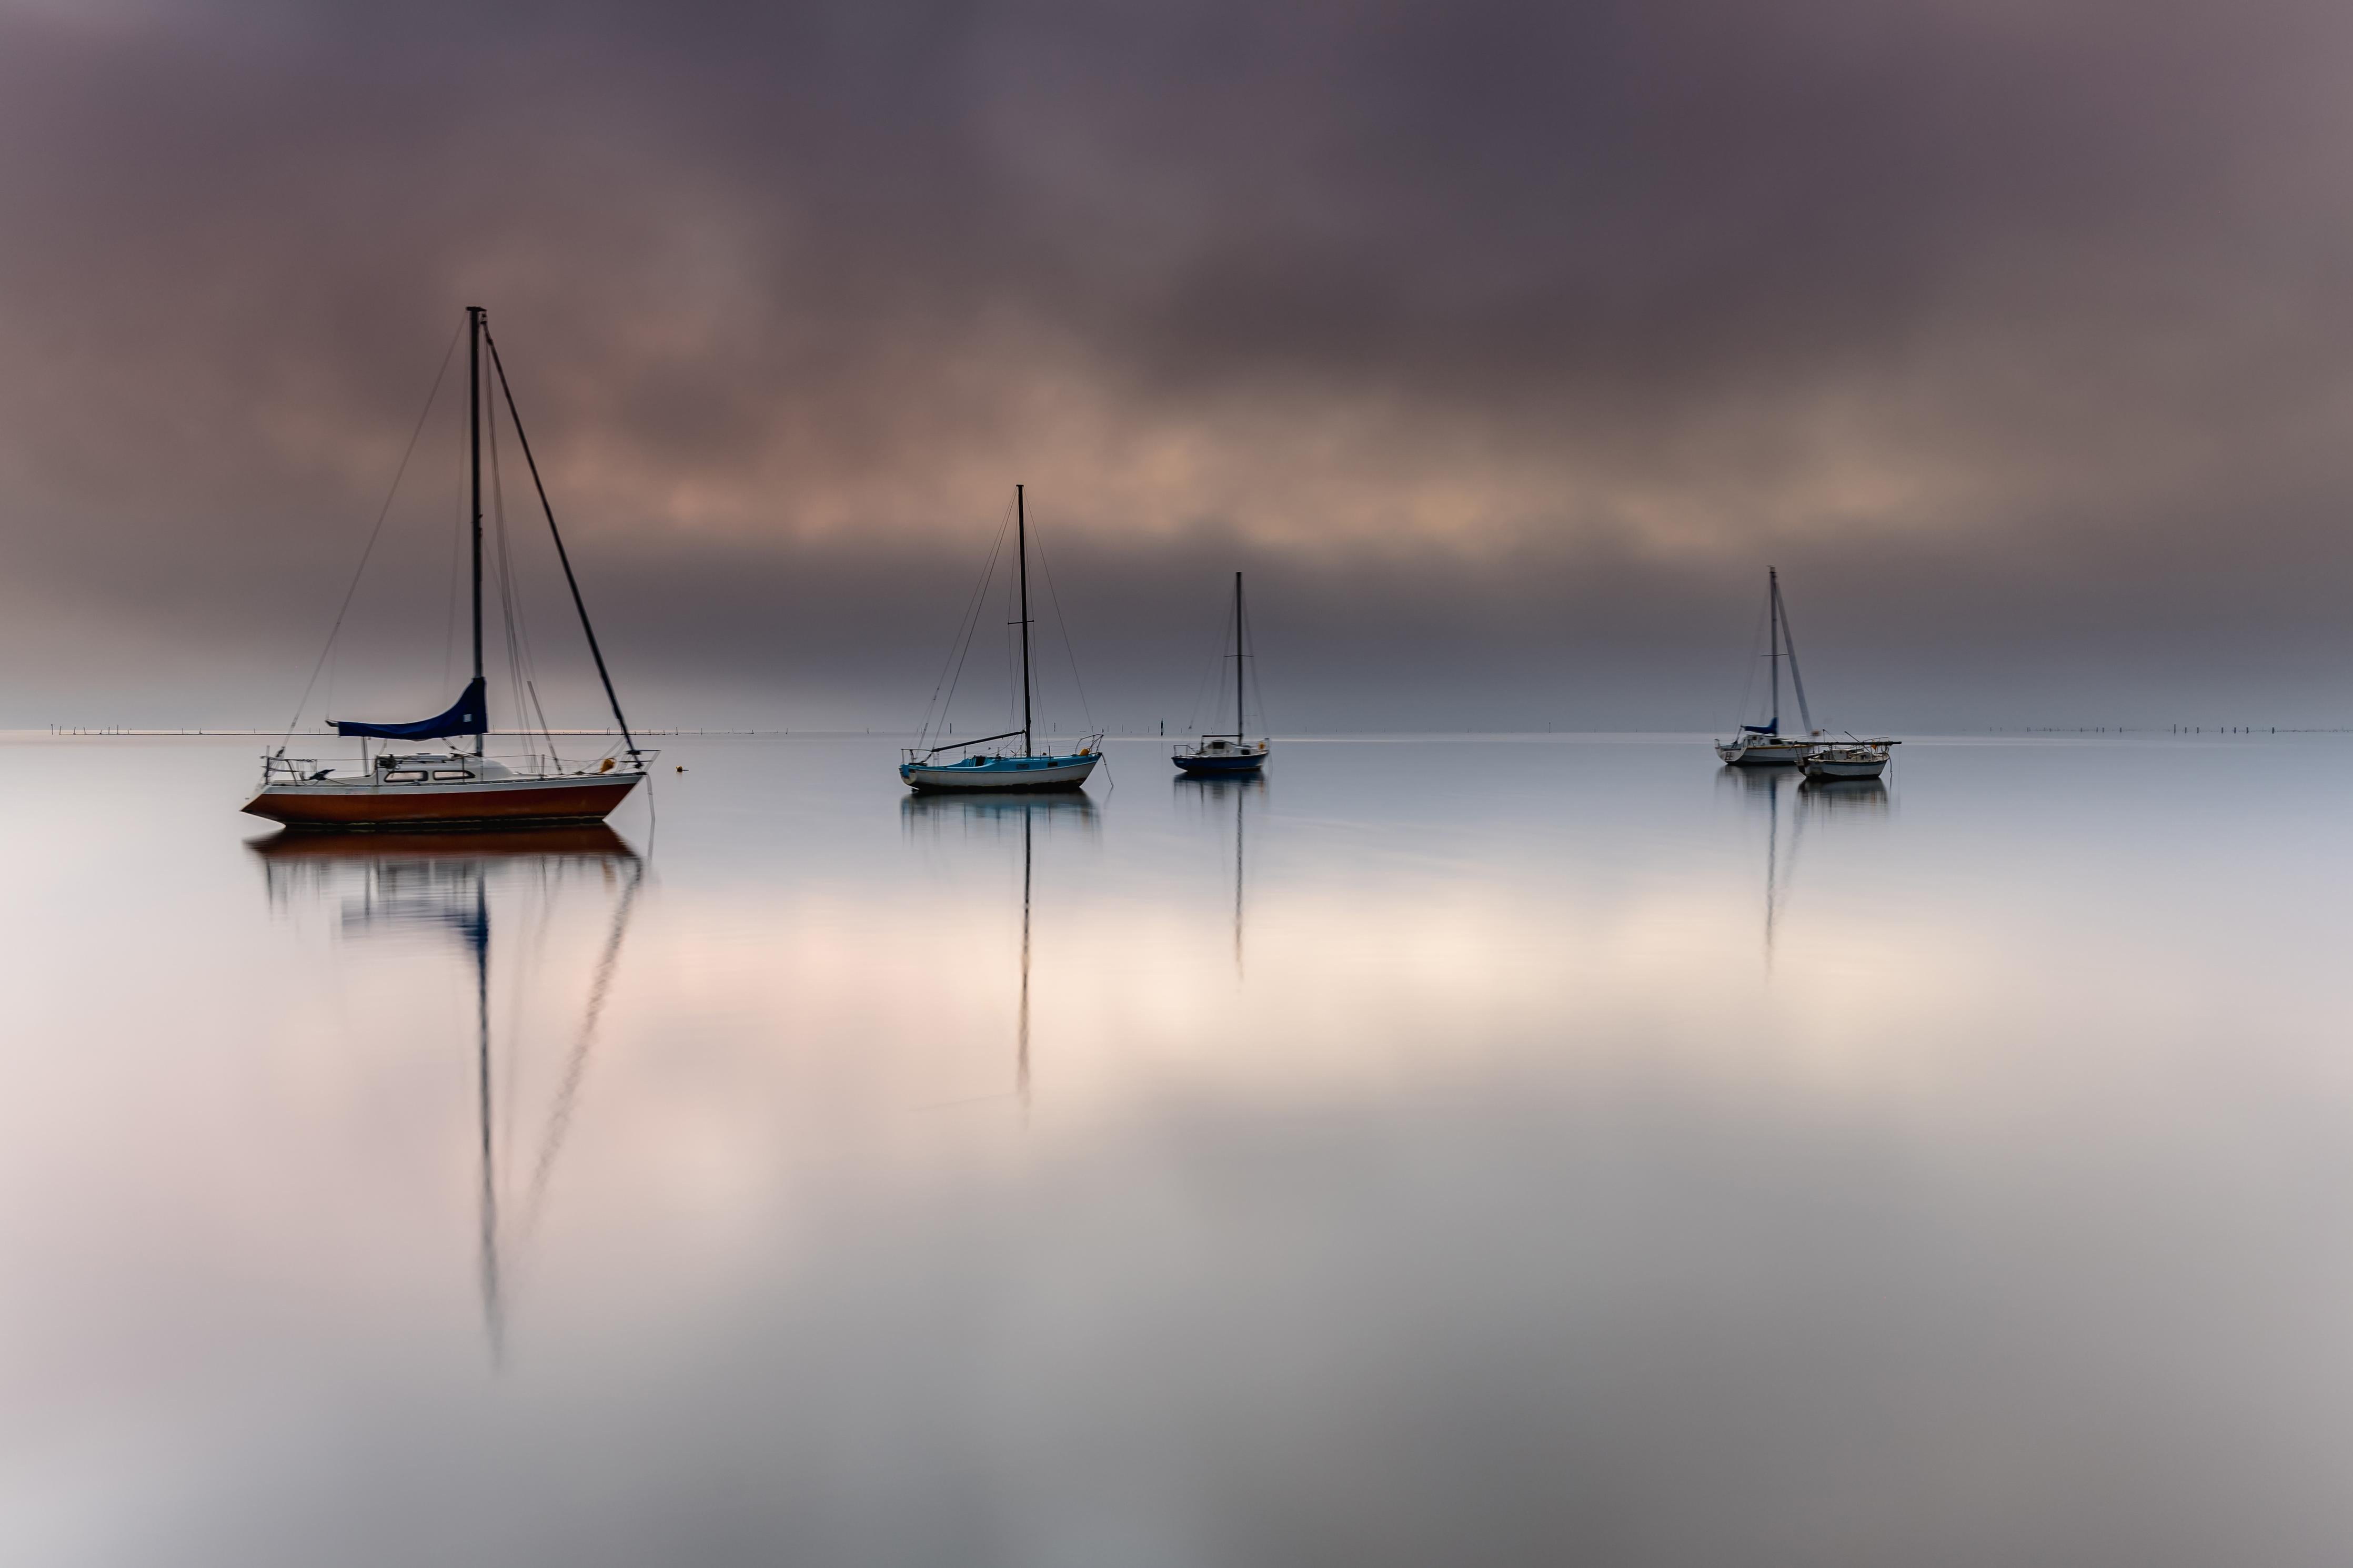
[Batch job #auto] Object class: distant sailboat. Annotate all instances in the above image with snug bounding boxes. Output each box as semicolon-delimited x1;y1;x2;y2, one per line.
1801;739;1898;780
246;307;651;828
1173;572;1270;775
1715;566;1823;767
900;485;1102;792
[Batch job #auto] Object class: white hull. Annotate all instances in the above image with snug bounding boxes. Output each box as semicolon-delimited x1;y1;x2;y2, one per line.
1801;756;1887;780
901;756;1099;791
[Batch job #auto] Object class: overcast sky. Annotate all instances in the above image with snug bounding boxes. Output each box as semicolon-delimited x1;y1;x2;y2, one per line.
5;0;2352;731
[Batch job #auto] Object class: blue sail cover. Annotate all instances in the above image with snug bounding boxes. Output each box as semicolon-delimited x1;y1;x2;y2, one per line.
332;676;487;741
1742;721;1779;735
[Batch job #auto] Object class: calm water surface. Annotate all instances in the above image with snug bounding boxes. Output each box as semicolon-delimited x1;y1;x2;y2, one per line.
6;732;2353;1566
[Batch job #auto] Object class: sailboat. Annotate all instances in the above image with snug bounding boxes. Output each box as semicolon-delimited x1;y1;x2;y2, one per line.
900;485;1102;792
1715;566;1824;766
1173;572;1270;775
1800;739;1899;781
245;307;651;830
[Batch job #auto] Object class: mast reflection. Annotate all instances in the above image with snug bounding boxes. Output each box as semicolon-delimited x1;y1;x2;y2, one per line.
1798;774;1891;815
898;790;1100;837
1176;773;1266;977
1718;766;1795;970
900;794;1096;1109
250;826;644;1362
1720;767;1894;969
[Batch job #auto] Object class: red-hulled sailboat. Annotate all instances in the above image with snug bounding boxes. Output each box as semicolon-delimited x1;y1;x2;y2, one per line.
246;307;651;831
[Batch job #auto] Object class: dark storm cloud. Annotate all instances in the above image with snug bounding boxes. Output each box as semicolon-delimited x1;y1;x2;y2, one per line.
3;0;2352;726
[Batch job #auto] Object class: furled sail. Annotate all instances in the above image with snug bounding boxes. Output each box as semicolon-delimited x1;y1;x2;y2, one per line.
332;676;487;740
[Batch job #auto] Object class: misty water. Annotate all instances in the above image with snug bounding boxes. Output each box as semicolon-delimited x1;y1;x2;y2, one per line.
9;730;2353;1567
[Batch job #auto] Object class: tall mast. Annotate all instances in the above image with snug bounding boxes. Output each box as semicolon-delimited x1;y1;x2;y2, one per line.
1233;572;1246;739
1017;484;1033;755
1767;566;1781;737
467;306;486;756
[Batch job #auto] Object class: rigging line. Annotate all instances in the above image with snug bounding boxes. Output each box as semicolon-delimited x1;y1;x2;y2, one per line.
485;329;637;756
487;372;558;764
922;498;1014;748
277;321;462;748
1184;582;1233;736
486;388;541;757
1006;535;1024;734
526;681;560;770
1729;588;1768;730
441;410;465;693
1029;514;1094;733
935;509;1013;747
489;389;556;765
1242;588;1273;735
1777;584;1815;734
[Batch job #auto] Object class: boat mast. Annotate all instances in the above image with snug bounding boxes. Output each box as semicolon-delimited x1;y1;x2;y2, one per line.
467;306;486;756
1017;484;1033;756
1233;571;1246;740
1767;566;1782;738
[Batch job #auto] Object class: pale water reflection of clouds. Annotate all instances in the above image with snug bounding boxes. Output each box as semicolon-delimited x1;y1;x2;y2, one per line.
3;734;2350;1565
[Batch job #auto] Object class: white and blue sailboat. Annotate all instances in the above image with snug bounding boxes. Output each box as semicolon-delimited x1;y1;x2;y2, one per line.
1715;566;1824;767
901;485;1102;793
1173;571;1270;776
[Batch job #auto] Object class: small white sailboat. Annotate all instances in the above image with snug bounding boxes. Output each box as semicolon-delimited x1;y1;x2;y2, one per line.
1801;739;1899;780
1716;566;1824;766
900;485;1102;793
1173;572;1269;776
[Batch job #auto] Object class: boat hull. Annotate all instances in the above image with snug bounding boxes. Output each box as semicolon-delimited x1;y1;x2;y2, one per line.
1801;756;1888;780
243;772;645;829
1716;739;1814;766
900;754;1099;792
1173;750;1268;775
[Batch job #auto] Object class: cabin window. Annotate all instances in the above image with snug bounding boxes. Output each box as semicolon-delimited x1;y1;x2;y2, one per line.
385;771;427;782
431;770;471;781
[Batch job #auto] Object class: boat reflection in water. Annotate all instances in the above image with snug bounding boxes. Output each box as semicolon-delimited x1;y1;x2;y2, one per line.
1721;765;1891;968
249;826;645;1360
901;792;1097;1110
1798;774;1891;814
897;788;1100;840
1176;771;1265;975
